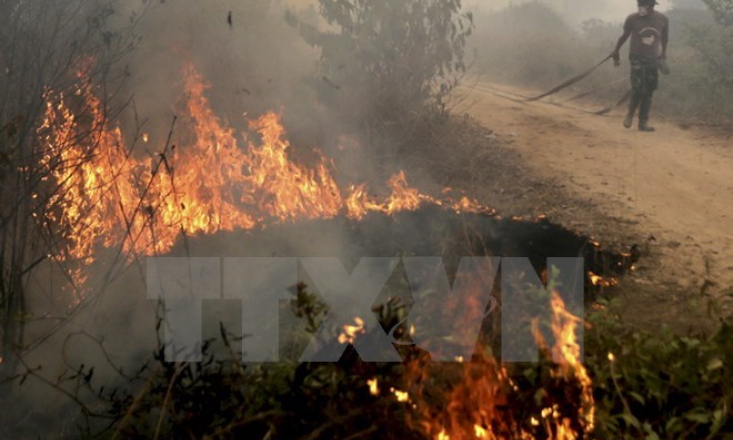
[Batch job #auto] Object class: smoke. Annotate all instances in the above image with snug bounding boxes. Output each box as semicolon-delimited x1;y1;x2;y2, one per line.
113;0;320;141
1;0;666;437
1;1;436;437
0;1;324;438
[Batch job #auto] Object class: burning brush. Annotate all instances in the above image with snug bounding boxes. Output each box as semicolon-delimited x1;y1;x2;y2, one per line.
32;60;639;440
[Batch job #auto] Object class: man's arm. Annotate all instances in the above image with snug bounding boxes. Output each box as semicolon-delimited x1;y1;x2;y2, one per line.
612;18;632;65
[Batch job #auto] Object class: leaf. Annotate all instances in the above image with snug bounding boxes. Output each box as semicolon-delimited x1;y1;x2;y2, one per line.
684;412;711;424
706;357;723;371
665;417;682;434
620;413;641;429
642;422;661;440
706;408;726;439
628;391;646;405
84;367;95;384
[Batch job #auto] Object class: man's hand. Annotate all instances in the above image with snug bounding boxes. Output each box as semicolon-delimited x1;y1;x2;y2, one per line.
657;55;671;75
612;51;621;67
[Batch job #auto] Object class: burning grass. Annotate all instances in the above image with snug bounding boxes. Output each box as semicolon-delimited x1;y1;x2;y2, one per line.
37;63;489;291
5;1;731;436
18;54;730;440
87;277;598;440
33;201;628;440
22;79;637;432
12;286;729;440
21;58;645;439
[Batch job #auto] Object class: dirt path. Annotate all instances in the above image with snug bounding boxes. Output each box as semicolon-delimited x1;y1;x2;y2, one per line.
456;81;733;327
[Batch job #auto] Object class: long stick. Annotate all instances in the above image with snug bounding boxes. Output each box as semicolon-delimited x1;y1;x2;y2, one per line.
526;54;613;101
562;75;630;103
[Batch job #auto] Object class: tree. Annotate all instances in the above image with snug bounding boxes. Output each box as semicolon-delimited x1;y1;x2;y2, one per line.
287;0;473;132
702;0;733;25
671;0;707;10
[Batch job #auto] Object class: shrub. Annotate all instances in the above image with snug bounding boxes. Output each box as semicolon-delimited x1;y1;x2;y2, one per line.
286;0;474;131
587;306;733;440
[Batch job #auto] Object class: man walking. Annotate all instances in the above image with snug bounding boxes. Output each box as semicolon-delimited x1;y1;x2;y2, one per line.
612;0;669;132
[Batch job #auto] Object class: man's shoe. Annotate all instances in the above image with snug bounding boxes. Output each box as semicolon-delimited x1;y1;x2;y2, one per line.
639;124;656;132
623;115;633;129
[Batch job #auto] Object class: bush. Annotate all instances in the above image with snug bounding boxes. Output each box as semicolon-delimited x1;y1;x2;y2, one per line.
76;285;733;440
286;0;474;132
587;307;733;440
654;8;733;123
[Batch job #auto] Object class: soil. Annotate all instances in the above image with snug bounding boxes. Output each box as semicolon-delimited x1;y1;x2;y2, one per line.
400;81;733;333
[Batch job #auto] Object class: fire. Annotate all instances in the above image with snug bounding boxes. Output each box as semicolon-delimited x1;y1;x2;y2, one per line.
588;271;619;287
30;53;612;440
401;291;595;440
367;378;379;396
344;171;442;219
38;60;597;440
338;317;365;345
37;62;492;288
549;291;595;434
391;387;410;403
405;351;513;440
474;425;489;438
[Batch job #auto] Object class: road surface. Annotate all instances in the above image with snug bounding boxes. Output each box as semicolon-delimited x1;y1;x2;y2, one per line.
459;81;733;327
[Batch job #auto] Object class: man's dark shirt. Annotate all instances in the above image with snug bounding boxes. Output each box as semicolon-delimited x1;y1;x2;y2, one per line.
624;11;669;59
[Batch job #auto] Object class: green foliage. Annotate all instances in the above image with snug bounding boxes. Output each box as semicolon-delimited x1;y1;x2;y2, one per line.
587;306;733;440
659;8;733;121
22;279;730;440
287;0;473;129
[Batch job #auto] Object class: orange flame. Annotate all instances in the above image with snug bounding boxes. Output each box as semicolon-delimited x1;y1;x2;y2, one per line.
549;291;595;435
402;292;595;440
338;317;365;345
39;61;595;440
38;62;492;288
588;271;619;288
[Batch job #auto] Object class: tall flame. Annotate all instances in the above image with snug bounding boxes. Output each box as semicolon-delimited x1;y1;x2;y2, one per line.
37;63;490;288
403;292;595;440
38;61;594;440
549;291;595;435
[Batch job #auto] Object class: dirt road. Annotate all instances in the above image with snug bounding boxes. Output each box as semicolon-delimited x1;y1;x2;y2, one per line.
458;81;733;327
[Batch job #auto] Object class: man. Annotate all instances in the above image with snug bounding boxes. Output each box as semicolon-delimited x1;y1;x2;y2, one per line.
612;0;669;132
